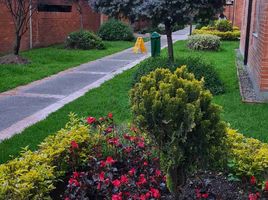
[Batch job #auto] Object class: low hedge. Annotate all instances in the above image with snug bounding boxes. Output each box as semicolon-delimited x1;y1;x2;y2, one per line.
193;28;240;41
0;114;106;199
132;56;225;95
187;34;221;51
227;129;268;180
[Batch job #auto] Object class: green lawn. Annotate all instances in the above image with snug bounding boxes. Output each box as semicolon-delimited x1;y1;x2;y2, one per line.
1;40;268;164
0;41;134;92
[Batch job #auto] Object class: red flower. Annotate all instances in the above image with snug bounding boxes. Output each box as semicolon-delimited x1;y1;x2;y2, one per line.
137;174;147;186
155;169;161;177
137;141;145;148
105;127;113;133
71;141;79;149
250;176;256;185
150;188;160;198
202;193;209;198
108;112;113;119
97;182;101;190
265;181;268;191
120;175;129;184
112;194;122;200
68;178;80;187
73;171;79;179
99;117;104;121
140;194;147;200
100;160;106;168
143;161;148;166
124;146;133;153
108;137;120;146
128;168;136;176
112;179;121;187
248;193;259;200
106;156;116;165
87;116;96;124
99;171;105;181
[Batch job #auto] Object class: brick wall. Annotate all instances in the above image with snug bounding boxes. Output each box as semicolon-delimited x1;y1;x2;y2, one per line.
240;0;268;94
224;0;244;28
0;0;102;54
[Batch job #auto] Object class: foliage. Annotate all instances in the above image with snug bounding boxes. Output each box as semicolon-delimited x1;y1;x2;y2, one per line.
130;67;227;196
187;34;221;51
227;129;268;180
98;19;134;41
0;114;104;199
64;115;169;199
215;20;233;32
132;56;225;95
193;29;240;40
65;31;105;50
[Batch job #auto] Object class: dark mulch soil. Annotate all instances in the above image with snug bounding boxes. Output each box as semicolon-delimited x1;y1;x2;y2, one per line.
180;171;245;200
0;54;29;64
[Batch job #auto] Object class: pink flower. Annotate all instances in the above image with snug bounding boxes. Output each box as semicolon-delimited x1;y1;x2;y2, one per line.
68;178;80;187
137;141;145;148
128;168;136;176
265;181;268;191
100;160;106;168
106;156;116;165
71;141;79;149
108;137;120;146
108;112;113;119
248;193;259;200
140;194;147;200
250;176;256;185
105;127;113;133
99;117;105;121
87;116;96;124
120;175;129;184
73;171;80;179
97;182;101;190
150;188;160;198
124;146;133;153
155;169;161;177
112;194;122;200
137;174;147;186
99;171;105;181
112;179;121;187
143;161;148;166
202;193;209;198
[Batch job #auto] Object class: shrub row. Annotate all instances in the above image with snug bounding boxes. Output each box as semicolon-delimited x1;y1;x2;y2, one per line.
0;114;106;199
193;29;241;40
187;34;221;51
132;56;225;95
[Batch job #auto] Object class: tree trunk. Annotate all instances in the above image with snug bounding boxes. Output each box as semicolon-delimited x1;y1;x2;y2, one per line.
165;23;174;63
14;34;21;55
168;166;186;199
189;23;193;35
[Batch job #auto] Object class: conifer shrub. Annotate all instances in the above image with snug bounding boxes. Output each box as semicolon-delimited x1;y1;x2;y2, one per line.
130;67;227;197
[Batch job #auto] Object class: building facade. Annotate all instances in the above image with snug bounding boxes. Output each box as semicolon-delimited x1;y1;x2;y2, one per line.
223;0;245;28
0;0;105;54
239;0;268;99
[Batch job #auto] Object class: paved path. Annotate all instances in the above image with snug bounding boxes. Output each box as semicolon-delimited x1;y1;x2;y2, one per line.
0;27;190;141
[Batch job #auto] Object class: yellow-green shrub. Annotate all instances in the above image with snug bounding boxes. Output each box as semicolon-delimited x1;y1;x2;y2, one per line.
0;114;105;200
193;29;240;40
227;129;268;180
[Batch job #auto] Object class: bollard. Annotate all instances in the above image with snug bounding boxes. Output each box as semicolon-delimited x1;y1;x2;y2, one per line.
151;32;161;57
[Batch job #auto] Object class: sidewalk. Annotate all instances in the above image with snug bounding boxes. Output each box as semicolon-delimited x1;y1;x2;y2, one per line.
0;27;190;141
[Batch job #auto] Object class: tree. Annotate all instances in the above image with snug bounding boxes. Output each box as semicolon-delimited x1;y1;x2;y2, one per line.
1;0;36;55
88;0;225;62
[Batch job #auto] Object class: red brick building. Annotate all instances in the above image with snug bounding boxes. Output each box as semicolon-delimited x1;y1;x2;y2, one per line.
224;0;244;28
0;0;106;54
239;0;268;99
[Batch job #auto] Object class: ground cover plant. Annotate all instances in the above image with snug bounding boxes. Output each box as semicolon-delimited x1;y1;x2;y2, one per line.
0;40;134;92
1;40;268;167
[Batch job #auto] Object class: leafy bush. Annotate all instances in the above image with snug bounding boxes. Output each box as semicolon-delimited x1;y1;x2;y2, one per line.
65;31;105;50
193;28;240;40
98;19;134;41
215;20;233;32
187;34;221;51
64;116;169;199
130;67;227;196
0;114;105;199
227;129;268;180
132;56;225;95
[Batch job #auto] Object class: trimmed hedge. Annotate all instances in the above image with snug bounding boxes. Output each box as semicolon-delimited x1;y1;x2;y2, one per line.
132;56;225;95
65;31;105;50
187;34;221;51
0;114;106;199
227;129;268;180
98;19;134;41
215;20;233;32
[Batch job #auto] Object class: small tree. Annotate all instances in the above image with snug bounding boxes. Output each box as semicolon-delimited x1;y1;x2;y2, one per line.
1;0;36;55
130;67;227;198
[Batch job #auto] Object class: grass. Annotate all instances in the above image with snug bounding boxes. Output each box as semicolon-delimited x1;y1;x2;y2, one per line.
0;41;134;92
1;40;268;164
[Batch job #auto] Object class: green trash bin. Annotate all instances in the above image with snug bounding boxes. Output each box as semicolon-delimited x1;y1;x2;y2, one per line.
151;32;161;57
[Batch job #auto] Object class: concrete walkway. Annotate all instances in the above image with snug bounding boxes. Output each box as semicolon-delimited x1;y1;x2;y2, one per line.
0;27;190;141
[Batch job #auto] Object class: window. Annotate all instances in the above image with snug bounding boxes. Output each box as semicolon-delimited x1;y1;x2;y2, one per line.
38;4;72;12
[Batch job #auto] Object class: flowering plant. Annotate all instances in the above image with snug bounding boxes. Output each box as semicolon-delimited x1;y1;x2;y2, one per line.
64;114;170;199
